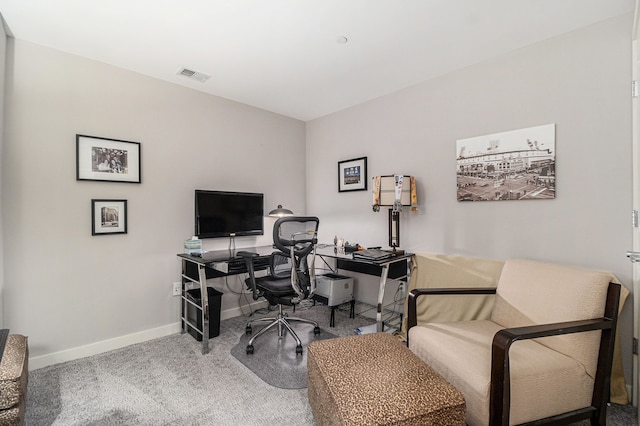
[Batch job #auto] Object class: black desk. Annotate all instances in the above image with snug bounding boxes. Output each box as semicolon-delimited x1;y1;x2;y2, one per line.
314;246;414;332
177;246;274;354
177;245;414;353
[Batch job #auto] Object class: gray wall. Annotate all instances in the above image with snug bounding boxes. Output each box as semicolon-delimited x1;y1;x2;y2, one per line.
0;15;7;328
2;39;305;366
307;15;634;383
0;12;634;386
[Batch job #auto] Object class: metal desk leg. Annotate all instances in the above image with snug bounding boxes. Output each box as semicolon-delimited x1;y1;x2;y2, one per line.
180;261;187;335
376;265;389;332
198;264;210;355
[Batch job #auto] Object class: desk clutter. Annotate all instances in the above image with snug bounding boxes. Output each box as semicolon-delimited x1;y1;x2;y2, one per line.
352;248;393;261
183;236;202;255
332;234;405;258
333;235;362;252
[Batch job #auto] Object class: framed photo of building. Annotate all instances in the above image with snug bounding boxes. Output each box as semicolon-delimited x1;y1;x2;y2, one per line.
456;124;555;202
76;134;141;183
92;199;127;235
338;157;367;192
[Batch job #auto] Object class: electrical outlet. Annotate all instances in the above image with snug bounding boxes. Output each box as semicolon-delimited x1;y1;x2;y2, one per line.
398;282;406;299
172;282;182;296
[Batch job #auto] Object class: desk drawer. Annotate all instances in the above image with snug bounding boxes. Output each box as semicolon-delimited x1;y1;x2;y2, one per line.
184;261;226;280
336;258;407;279
183;257;270;280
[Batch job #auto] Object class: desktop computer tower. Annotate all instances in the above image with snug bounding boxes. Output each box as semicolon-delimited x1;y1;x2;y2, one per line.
185;287;222;341
315;273;354;306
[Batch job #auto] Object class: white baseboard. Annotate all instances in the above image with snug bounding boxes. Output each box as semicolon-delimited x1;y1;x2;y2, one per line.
220;300;267;321
29;323;180;370
29;300;268;371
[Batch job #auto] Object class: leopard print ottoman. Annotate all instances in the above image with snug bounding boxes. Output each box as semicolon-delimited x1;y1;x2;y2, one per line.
307;332;465;426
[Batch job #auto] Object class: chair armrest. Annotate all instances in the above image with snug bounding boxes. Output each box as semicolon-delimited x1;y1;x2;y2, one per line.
490;282;621;426
239;252;263;300
494;318;615;346
407;287;496;345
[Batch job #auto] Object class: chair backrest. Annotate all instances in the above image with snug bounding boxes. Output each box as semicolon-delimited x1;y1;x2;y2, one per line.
270;251;293;279
491;259;613;378
273;216;319;257
272;216;319;297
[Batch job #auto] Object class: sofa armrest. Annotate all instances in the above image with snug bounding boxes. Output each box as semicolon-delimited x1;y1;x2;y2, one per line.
489;282;621;426
407;287;496;346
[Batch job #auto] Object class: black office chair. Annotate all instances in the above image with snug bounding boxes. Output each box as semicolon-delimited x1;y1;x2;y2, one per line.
241;216;321;355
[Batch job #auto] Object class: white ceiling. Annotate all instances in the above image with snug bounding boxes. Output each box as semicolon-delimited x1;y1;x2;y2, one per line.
0;0;635;121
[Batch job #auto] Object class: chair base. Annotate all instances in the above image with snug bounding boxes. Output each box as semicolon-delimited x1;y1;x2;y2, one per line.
245;304;320;355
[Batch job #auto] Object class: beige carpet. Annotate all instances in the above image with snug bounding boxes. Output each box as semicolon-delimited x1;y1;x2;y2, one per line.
24;302;637;425
25;302;371;425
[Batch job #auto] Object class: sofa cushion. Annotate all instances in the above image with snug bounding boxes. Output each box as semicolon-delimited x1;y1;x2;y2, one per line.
491;259;611;378
0;334;29;412
409;320;593;426
403;253;504;327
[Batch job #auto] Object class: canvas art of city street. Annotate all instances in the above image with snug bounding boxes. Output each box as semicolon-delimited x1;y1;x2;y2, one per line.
456;124;555;202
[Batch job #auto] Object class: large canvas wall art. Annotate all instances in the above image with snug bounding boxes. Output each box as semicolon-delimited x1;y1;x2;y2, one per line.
456;124;555;202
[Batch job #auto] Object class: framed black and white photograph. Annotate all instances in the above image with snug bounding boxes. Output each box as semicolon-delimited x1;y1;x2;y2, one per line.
456;124;556;202
92;199;127;235
338;156;367;192
76;134;141;183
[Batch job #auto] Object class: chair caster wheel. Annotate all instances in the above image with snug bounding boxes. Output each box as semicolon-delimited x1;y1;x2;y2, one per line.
296;345;303;355
314;326;321;335
245;325;252;335
246;345;254;354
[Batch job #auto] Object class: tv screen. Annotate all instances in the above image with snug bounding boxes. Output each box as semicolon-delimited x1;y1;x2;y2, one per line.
195;190;264;238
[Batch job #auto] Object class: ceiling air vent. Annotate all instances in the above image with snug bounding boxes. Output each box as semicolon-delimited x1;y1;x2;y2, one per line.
177;67;211;83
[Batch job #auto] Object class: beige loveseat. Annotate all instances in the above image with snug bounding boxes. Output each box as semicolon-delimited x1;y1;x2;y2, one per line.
401;253;628;424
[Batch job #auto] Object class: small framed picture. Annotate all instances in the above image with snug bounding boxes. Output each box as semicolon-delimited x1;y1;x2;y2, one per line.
92;199;127;235
338;157;367;192
76;134;141;183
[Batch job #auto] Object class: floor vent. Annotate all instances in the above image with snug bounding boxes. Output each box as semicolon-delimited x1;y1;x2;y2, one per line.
177;67;211;83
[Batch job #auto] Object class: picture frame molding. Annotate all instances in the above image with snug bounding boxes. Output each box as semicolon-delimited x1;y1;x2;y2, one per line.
338;156;368;192
91;199;128;235
76;134;141;183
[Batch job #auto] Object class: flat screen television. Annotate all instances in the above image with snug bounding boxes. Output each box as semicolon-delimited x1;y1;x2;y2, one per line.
195;190;264;238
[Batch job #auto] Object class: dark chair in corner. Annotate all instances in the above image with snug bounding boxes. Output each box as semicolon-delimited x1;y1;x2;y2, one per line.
241;216;321;355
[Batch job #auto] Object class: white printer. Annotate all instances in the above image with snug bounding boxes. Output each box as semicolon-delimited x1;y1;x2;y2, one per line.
314;273;354;306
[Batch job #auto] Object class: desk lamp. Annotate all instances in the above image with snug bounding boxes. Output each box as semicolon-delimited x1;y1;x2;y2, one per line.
268;205;294;249
268;205;294;218
374;175;414;252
